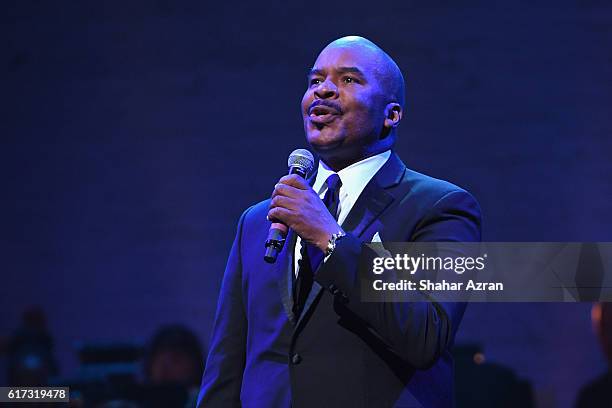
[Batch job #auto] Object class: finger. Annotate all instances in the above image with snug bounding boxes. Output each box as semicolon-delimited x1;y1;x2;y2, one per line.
269;195;298;211
268;207;293;225
271;182;301;199
278;174;310;190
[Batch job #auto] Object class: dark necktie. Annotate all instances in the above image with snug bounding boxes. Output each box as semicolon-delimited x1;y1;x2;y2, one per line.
293;174;342;318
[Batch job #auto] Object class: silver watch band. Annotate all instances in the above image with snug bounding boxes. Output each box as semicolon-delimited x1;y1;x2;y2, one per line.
325;231;346;257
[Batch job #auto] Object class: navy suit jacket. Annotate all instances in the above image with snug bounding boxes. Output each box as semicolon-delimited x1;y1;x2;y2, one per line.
198;152;482;408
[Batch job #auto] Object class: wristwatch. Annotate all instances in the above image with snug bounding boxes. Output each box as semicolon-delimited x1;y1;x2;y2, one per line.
325;231;346;257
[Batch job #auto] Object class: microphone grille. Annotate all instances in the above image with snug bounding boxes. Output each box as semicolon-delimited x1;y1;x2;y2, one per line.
288;149;315;176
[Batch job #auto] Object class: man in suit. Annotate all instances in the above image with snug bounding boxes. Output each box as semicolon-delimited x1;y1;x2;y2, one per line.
198;36;481;408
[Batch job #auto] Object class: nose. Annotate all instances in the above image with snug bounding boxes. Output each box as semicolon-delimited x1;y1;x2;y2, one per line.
314;79;338;99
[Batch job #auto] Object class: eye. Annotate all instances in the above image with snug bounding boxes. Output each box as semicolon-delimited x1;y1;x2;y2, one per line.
309;78;322;87
343;76;358;84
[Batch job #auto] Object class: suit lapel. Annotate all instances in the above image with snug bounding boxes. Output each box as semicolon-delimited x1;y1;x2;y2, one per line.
341;152;405;236
295;152;407;327
276;229;297;324
276;167;319;325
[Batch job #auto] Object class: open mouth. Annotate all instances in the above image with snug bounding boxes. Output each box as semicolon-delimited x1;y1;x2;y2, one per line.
308;103;341;124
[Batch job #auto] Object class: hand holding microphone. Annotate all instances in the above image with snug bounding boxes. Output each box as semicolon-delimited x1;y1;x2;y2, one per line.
264;149;342;263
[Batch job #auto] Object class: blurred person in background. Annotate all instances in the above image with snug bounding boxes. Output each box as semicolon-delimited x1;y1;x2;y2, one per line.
6;306;58;387
575;302;612;407
144;324;205;407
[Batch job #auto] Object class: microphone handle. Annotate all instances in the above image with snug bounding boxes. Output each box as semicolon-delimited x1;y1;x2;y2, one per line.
263;166;307;263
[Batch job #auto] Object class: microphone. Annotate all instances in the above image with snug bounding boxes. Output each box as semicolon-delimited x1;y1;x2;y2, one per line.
264;149;315;263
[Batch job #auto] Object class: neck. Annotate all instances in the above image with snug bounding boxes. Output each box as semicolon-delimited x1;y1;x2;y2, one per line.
319;146;389;172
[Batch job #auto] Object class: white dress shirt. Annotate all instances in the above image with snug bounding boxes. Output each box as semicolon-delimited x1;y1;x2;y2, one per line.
293;150;391;276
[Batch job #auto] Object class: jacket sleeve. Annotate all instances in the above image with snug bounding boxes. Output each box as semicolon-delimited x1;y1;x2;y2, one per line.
197;208;250;408
314;189;481;369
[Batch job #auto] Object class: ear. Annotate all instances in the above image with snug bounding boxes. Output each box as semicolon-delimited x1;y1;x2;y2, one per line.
383;103;402;129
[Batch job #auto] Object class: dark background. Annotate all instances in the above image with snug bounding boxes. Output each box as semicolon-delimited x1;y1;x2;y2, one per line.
2;1;611;406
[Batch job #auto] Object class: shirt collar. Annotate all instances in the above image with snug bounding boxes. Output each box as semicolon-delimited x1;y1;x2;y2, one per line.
312;150;392;198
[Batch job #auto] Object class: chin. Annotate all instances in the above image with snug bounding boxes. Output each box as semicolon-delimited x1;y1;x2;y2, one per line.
307;136;344;153
306;127;344;151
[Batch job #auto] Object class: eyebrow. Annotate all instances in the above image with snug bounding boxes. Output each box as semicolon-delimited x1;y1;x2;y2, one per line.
307;66;365;78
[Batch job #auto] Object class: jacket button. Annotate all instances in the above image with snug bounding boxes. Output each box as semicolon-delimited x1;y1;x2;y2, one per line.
291;353;302;365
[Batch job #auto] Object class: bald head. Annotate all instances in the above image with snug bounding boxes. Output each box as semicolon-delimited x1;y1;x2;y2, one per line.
322;36;405;108
301;36;405;170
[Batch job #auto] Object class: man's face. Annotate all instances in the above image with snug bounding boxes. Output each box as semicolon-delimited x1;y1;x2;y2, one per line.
301;44;390;166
